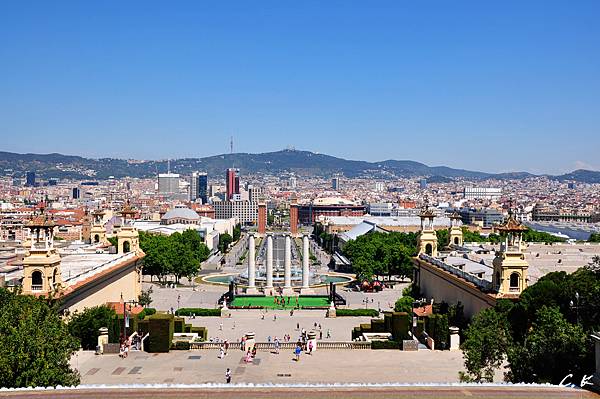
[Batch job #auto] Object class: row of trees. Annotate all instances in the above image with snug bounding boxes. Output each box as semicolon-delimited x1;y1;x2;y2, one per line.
459;227;565;244
342;231;418;281
140;230;210;284
461;256;600;383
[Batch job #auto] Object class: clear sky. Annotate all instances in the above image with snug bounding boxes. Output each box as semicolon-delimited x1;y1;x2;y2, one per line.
1;1;598;174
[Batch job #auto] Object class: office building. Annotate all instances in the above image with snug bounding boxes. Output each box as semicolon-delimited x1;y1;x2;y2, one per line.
368;202;392;217
214;199;258;225
420;179;427;189
332;176;341;191
463;187;502;201
374;182;385;192
72;187;80;200
158;173;180;195
189;172;208;203
226;168;240;200
26;171;36;187
458;207;503;227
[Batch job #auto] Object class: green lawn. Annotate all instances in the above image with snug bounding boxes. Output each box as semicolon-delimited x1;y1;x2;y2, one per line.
230;296;330;309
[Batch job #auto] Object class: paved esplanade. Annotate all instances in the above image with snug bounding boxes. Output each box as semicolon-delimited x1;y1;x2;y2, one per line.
71;345;507;386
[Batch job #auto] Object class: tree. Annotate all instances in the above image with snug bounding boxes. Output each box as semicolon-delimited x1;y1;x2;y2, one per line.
588;233;600;243
394;295;414;313
437;229;449;249
506;306;590;384
138;287;153;307
460;308;510;382
219;233;233;254
68;305;117;350
0;288;80;388
233;223;242;241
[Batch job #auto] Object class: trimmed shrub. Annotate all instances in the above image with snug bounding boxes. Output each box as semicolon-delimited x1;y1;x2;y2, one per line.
175;308;221;317
174;341;191;350
371;340;400;350
174;317;185;333
391;312;410;341
137;308;156;319
335;309;379;317
371;319;386;333
190;326;207;341
147;313;174;353
426;313;449;350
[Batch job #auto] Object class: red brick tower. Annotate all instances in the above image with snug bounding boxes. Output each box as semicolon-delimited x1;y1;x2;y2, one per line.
258;201;267;235
290;196;298;236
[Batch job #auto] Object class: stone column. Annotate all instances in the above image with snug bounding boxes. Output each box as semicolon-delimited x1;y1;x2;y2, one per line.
301;234;313;294
265;233;274;294
283;234;293;295
246;233;257;294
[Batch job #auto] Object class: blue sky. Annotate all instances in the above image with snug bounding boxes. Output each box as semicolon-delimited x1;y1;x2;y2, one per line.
1;1;598;174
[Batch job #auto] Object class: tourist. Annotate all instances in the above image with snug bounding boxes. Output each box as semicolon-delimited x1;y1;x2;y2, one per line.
274;337;280;354
232;321;236;330
267;335;272;343
327;329;331;339
241;336;246;351
294;343;302;361
218;345;225;359
219;322;223;331
319;330;323;340
273;314;277;321
290;309;294;316
296;322;300;330
308;340;313;355
224;340;229;354
225;368;231;384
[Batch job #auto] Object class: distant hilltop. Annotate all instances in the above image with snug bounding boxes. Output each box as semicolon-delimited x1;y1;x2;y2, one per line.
0;149;599;183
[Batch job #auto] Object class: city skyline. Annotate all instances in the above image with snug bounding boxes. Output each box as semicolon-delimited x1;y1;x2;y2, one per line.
1;2;599;174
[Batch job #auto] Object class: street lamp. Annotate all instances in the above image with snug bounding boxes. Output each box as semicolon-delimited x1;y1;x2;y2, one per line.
570;292;580;324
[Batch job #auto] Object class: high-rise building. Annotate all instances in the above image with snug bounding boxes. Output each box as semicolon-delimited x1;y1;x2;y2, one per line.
26;171;36;187
420;179;428;189
72;187;80;200
158;173;180;195
289;176;297;189
189;172;208;203
198;172;208;204
332;176;340;191
226;168;240;200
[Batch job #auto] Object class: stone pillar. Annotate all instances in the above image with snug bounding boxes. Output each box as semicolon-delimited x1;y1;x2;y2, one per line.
283;234;294;295
449;326;460;350
301;234;313;294
246;234;258;294
265;233;274;295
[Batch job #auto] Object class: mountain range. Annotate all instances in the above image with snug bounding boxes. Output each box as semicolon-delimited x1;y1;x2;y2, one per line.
1;149;599;183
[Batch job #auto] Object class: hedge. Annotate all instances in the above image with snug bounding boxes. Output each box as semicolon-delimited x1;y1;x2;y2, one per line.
137;308;156;319
147;313;174;353
371;340;401;350
173;341;191;350
175;308;221;317
335;309;379;317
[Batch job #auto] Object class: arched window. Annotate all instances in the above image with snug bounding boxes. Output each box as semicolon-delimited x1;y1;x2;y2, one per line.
425;243;433;256
509;272;520;291
52;268;58;288
94;234;100;243
123;241;131;253
31;270;43;291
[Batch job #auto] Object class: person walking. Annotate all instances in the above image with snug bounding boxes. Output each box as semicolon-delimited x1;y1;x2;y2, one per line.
274;337;280;354
219;322;223;331
225;368;232;384
218;345;225;359
294;343;302;361
326;329;331;339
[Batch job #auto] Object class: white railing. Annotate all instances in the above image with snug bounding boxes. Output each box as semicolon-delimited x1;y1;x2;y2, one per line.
419;254;492;291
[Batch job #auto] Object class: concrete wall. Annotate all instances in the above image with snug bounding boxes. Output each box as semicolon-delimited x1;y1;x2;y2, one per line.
414;258;496;319
61;260;142;314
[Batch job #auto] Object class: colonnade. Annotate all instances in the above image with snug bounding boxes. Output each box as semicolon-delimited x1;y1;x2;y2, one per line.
246;232;312;295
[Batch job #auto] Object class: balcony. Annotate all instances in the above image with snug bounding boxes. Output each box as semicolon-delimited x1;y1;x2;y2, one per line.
31;284;43;291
